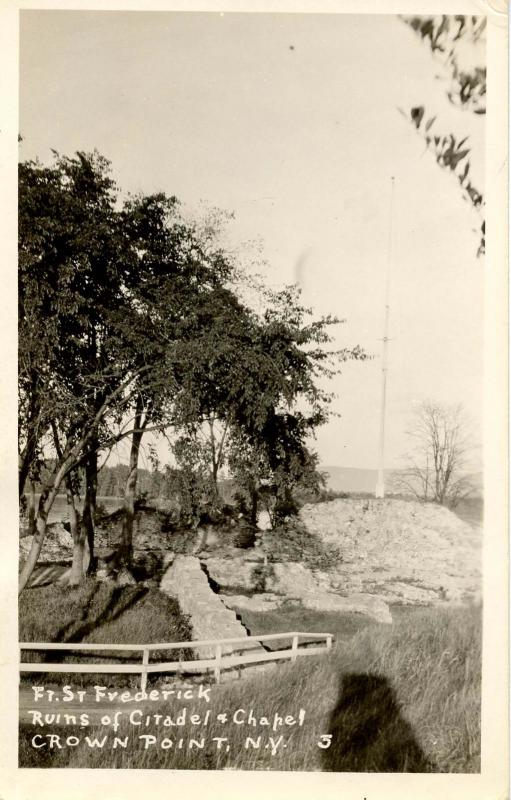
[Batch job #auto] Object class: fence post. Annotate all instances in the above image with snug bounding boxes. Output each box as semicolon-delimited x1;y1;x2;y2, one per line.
291;635;298;662
214;644;222;684
141;648;149;693
326;635;333;652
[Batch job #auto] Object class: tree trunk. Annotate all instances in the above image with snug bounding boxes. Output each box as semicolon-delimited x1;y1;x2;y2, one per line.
49;423;90;587
19;510;48;593
208;418;228;502
119;401;145;570
26;478;37;537
18;368;150;594
18;468;67;594
18;376;41;501
249;477;259;527
82;449;97;573
211;459;219;495
208;418;218;492
249;489;258;527
69;522;88;587
65;482;90;587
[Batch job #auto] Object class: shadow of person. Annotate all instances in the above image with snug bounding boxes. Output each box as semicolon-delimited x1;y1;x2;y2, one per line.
322;673;435;772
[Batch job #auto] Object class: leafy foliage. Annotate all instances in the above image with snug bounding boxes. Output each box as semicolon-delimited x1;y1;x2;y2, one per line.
402;15;486;114
19;148;367;588
168;280;367;525
399;15;486;257
399;107;485;256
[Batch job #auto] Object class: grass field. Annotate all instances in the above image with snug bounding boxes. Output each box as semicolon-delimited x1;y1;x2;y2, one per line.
19;579;193;687
236;604;378;649
19;603;481;772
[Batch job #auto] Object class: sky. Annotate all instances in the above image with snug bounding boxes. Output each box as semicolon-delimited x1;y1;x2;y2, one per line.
19;11;485;471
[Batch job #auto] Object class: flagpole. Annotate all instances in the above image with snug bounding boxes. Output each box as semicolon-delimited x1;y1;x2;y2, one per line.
375;176;395;499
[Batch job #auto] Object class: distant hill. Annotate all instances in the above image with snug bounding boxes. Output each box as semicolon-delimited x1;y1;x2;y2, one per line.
320;466;483;496
320;466;393;494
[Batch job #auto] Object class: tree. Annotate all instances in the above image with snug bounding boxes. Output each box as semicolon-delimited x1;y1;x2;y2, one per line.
18;151;244;588
112;196;245;566
393;400;477;507
399;15;486;256
171;282;367;526
19;148;368;591
18;153;197;588
19;150;143;590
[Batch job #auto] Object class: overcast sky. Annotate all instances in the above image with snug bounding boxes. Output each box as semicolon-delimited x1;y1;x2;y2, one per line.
19;11;485;470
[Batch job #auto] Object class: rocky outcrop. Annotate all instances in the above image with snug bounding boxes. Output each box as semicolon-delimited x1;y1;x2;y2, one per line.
222;587;392;624
297;498;481;605
19;522;103;564
207;558;392;623
221;593;282;613
300;592;392;622
204;499;481;617
200;553;266;592
264;562;319;595
20;499;481;621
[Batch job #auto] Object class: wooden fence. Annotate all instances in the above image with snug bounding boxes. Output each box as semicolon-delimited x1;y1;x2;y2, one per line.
20;631;334;690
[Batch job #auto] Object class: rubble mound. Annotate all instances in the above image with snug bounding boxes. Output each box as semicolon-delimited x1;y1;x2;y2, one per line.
19;522;109;564
297;498;481;605
20;498;481;620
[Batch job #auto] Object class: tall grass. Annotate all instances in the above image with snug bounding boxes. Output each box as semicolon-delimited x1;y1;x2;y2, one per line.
238;604;378;649
19;579;193;687
19;604;481;772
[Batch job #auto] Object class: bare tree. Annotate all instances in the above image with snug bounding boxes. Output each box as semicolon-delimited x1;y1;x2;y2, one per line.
393;401;477;507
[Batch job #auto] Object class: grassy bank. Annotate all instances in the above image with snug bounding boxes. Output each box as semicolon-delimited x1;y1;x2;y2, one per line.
238;604;379;649
19;604;481;772
19;578;193;687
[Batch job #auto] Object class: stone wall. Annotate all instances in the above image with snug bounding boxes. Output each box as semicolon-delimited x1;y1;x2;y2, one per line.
159;555;264;658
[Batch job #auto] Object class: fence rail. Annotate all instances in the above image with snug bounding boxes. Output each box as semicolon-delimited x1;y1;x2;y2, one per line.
20;631;333;689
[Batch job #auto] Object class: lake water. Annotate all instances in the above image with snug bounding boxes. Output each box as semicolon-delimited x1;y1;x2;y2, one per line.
29;495;124;524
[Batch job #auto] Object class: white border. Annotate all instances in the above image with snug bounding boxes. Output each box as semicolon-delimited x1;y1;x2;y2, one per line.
0;3;507;798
